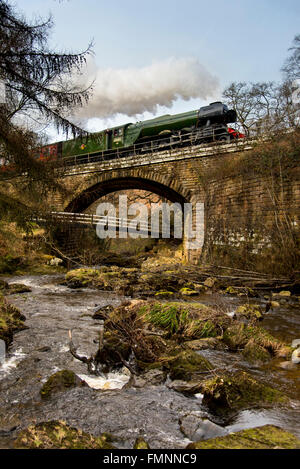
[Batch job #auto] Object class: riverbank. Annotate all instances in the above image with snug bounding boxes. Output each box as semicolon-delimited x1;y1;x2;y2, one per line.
0;269;299;449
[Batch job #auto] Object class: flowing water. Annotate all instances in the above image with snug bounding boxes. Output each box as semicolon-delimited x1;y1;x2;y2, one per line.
0;274;299;449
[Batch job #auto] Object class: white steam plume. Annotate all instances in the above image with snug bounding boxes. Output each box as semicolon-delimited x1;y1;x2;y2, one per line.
73;57;220;120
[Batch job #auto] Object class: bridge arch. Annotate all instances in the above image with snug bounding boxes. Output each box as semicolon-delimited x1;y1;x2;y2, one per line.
60;167;200;262
64;173;191;213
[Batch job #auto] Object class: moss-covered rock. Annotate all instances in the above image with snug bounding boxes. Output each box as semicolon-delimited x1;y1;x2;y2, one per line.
201;371;288;416
235;304;263;321
40;370;87;399
7;284;32;295
154;291;175;298
166;350;213;381
224;286;240;295
133;437;150;449
224;286;255;297
140;301;229;340
0;255;26;274
193;283;207;293
242;338;272;363
185;320;220;339
14;421;116;449
65;267;136;295
278;291;291;297
186;425;300;449
179;287;198;296
65;268;105;288
203;277;217;288
185;337;226;351
136;360;165;372
222;322;290;358
0;297;27;346
144;302;189;335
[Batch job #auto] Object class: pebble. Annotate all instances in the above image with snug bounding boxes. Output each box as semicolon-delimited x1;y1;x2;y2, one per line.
278;361;298;370
291;348;300;364
291;339;300;349
278;291;291;297
226;312;236;319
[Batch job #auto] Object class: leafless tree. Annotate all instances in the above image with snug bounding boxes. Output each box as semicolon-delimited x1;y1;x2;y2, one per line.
223;80;299;137
282;34;300;81
223;35;300;137
0;0;93;227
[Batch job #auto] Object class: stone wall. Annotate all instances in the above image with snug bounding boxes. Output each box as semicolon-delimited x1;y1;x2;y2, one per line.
199;147;300;274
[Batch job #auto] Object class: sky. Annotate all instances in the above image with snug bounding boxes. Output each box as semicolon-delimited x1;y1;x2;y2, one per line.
13;0;300;141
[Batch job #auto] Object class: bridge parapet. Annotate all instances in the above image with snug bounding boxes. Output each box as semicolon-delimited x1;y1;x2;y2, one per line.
59;139;254;177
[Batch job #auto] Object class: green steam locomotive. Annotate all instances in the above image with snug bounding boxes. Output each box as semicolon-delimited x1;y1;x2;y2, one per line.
60;101;243;160
20;101;244;167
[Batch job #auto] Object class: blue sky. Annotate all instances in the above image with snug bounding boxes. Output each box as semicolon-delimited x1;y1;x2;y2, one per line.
14;0;300;139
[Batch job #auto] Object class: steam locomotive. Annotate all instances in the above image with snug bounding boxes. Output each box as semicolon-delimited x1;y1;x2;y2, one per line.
1;102;244;170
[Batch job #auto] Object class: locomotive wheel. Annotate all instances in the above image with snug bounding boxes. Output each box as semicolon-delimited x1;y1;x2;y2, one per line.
218;135;230;143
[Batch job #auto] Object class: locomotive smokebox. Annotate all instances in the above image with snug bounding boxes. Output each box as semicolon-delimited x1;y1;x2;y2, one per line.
198;101;237;126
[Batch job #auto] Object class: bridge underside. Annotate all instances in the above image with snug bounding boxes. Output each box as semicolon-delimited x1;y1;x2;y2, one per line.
65;176;188;213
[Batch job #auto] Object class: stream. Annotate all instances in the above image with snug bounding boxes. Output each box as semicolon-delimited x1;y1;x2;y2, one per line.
0;274;299;449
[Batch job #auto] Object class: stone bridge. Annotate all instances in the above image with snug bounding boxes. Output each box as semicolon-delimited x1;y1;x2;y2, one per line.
46;140;257;262
8;137;300;267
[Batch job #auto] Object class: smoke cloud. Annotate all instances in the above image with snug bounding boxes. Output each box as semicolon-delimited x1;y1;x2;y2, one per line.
73;58;220;121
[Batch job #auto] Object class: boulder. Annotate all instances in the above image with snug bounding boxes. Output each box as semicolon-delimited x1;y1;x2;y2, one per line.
133;369;166;388
179;288;198;296
193;283;207;292
224;286;240;295
180;412;227;441
242;339;272;364
133;437;150;449
167;380;203;394
167;350;213;381
235;304;263;321
14;421;115;449
186;425;300;449
224;286;255;297
7;283;32;294
154;291;175;298
0;298;27;346
278;361;298;370
203;277;217;288
278;291;291;297
201;371;287;416
49;257;63;266
40;370;87;399
222;322;290;358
